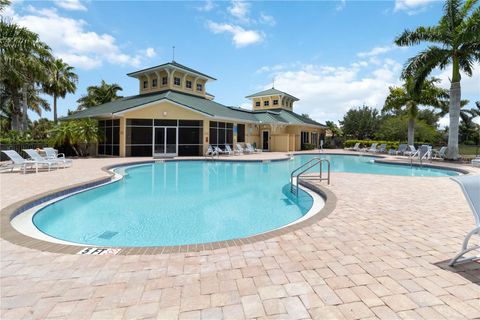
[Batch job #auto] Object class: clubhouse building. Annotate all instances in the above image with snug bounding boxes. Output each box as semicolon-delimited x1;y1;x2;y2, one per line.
66;61;327;157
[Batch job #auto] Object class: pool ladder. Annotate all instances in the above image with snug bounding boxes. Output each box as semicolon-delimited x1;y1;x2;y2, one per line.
290;157;330;195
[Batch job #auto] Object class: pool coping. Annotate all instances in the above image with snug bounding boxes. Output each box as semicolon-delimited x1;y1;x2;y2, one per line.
0;158;337;255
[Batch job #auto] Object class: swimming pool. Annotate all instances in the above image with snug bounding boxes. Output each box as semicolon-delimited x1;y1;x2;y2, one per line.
27;154;458;247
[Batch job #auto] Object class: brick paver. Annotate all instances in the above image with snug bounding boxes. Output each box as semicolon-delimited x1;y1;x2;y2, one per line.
1;152;479;319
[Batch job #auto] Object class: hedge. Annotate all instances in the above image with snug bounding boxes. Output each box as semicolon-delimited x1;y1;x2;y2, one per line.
344;140;400;150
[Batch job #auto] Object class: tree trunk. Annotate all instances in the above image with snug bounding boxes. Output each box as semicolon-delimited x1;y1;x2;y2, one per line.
446;81;461;160
21;84;28;132
11;95;21;131
53;94;58;123
407;118;415;146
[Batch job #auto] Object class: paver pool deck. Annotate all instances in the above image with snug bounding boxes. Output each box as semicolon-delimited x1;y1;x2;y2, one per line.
1;150;479;319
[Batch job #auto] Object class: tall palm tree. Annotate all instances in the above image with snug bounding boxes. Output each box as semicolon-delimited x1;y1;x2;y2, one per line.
0;19;52;131
76;80;123;110
44;58;78;122
394;0;480;160
383;77;448;145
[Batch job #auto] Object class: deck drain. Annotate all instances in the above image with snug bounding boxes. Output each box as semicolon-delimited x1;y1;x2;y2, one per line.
98;231;119;239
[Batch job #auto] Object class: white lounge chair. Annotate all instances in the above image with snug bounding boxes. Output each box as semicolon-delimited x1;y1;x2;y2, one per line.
234;144;245;155
365;143;378;153
23;149;62;170
375;144;387;153
214;146;229;156
404;145;416;156
246;143;261;153
205;145;218;157
223;144;234;155
395;144;408;155
346;142;360;151
432;146;447;159
43;147;72;167
449;175;480;266
1;150;38;173
471;157;480;167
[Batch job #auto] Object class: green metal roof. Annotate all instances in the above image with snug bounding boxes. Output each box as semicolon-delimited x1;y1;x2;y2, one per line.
127;61;216;80
62;90;325;128
245;88;299;101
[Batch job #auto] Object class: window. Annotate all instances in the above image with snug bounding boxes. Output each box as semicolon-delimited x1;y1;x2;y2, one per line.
301;131;310;150
152;79;157;87
264;101;269;107
174;77;181;86
237;124;245;143
209;121;233;148
186;80;192;89
255;101;260;107
196;83;203;91
98;119;120;156
143;80;148;89
178;120;203;156
273;100;278;105
126;119;153;157
162;77;167;85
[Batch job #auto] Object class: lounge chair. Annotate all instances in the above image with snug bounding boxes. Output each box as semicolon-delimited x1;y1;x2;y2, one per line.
43;147;72;166
346;142;360;151
1;150;38;173
417;145;432;160
214;146;229;156
234;144;245;155
395;144;408;156
365;143;378;152
23;149;62;170
432;146;447;159
449;175;480;266
246;143;261;153
404;145;416;157
375;144;387;153
205;145;218;157
223;144;234;155
472;157;480;167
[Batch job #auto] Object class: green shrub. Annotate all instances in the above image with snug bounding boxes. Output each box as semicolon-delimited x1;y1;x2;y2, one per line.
301;143;316;150
344;140;400;150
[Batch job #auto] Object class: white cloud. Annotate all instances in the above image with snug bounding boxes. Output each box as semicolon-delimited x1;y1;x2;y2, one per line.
336;0;346;11
145;48;156;58
55;0;87;11
228;0;250;22
10;7;154;70
259;13;276;26
256;59;403;123
197;0;215;12
357;45;395;57
394;0;437;14
206;21;263;47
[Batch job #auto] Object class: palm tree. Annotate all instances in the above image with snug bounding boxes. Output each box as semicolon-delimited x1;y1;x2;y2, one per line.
394;0;480;160
76;80;123;110
44;58;78;122
0;19;52;131
383;77;448;145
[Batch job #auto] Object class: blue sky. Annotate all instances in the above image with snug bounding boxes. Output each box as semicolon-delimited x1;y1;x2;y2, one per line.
6;0;479;125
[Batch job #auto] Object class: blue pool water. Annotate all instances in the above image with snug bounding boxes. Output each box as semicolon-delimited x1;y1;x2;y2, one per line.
32;155;458;247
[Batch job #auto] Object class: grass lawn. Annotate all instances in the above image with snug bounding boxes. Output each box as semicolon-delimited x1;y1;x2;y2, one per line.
460;144;480;156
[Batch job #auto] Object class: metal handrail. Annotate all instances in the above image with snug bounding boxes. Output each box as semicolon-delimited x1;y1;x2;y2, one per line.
290;158;330;195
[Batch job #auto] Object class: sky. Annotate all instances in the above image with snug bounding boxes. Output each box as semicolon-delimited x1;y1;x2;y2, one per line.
4;0;480;125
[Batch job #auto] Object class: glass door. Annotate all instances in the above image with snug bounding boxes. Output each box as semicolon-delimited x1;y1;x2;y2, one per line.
262;131;269;151
153;127;177;157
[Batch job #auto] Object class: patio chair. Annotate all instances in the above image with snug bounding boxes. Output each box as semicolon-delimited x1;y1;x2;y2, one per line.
365;143;378;153
43;147;72;167
449;174;480;266
214;146;229;156
418;145;432;160
234;144;245;155
346;142;360;151
375;144;387;153
205;145;218;157
404;145;416;157
395;144;408;155
223;144;234;155
432;146;447;159
246;143;261;153
1;150;38;174
23;149;62;170
472;157;480;167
